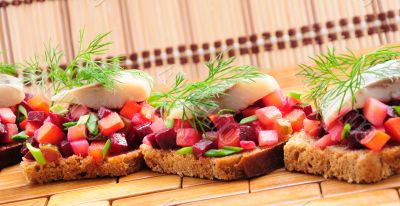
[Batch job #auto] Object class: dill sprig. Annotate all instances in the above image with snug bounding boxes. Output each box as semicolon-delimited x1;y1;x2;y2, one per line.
0;63;17;76
299;46;400;111
23;29;122;94
148;55;264;132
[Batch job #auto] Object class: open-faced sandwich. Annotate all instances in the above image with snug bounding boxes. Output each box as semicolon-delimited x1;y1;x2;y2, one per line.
0;64;26;169
284;46;400;183
19;32;153;183
140;56;310;180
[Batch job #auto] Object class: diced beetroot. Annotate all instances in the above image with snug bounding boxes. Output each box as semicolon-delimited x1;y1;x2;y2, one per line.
245;120;266;134
192;139;217;159
154;128;177;150
240;140;256;150
173;119;192;129
120;100;141;119
59;139;74;158
131;113;150;126
142;133;158;148
314;134;335;149
132;122;153;139
19;119;28;130
40;144;62;163
211;115;237;131
203;131;218;141
0;108;16;124
281;96;298;114
346;130;368;149
176;128;201;147
70;139;89;157
242;107;260;117
262;89;285;110
258;130;279;147
303;118;322;137
25;121;42;137
0;122;7;137
67;124;87;142
98;107;112;119
69;105;90;121
110;133;128;155
27;111;47;123
0;124;18;143
327;120;344;143
24;152;35;161
284;109;306;132
363;97;388;126
293;104;313;116
306;112;321;121
239;125;257;143
217;127;240;148
342;110;371;131
150;118;166;133
44;113;66;128
256;106;282;129
35;122;65;145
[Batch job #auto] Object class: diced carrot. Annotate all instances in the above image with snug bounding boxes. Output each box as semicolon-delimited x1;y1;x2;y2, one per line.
208;114;218;123
284;109;305;132
272;118;293;138
19;119;28;130
384;117;400;143
242;107;260;117
120;100;141;119
25;121;42;137
140;104;156;121
36;122;65;145
67;124;87;142
27;96;50;113
98;112;125;136
361;130;390;152
88;141;106;162
262;89;285;110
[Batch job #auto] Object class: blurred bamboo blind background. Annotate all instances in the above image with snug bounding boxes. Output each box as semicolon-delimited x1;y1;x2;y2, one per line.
0;0;399;90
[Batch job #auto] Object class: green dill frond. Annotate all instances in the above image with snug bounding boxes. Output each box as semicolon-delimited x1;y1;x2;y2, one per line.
299;45;400;110
0;63;17;76
148;54;264;132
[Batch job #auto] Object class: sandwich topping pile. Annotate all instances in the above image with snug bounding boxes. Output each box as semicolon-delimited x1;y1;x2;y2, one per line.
300;47;400;152
145;56;310;158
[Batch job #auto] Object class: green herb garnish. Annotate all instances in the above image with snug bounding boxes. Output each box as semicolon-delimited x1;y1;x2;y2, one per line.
12;131;29;142
0;62;17;76
221;146;243;152
240;115;258;124
394;106;400;116
205;149;238;157
341;123;351;141
299;46;400;111
23;29;122;95
176;147;193;154
287;91;303;101
50;104;68;115
148;55;264;132
165;117;174;129
26;142;46;164
102;139;111;160
17;105;28;122
63;121;77;130
77;114;90;125
217;109;236;115
86;113;99;135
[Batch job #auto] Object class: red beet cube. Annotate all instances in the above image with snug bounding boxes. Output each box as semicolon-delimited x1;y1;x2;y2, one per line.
132;122;153;139
212;115;237;131
28;111;47;123
44;113;66;128
0;122;7;136
69;105;90;121
98;107;112;119
143;133;158;148
239;125;257;143
154;128;177;150
217;127;240;148
110;133;128;155
59;139;74;158
131;113;150;126
240;140;256;150
192;139;217;158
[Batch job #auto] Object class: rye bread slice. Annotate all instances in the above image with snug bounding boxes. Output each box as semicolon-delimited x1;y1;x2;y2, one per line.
140;142;285;180
21;150;144;183
0;142;23;169
284;131;400;183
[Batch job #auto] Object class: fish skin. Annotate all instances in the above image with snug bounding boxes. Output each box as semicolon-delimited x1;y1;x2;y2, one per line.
321;60;400;126
51;70;152;109
0;74;25;107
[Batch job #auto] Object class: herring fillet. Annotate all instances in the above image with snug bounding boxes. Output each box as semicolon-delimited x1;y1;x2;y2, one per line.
51;70;152;109
321;60;400;125
218;75;280;111
0;74;25;107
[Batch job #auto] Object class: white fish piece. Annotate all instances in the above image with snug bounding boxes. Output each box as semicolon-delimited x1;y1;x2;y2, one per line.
321;60;400;126
51;70;153;109
168;75;280;119
218;75;280;111
0;74;25;107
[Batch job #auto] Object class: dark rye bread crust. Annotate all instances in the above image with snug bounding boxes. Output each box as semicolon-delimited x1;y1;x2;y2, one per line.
284;131;400;183
140;142;285;180
21;150;144;183
0;142;23;169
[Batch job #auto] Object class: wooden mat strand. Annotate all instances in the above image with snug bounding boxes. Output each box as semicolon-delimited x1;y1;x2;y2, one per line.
1;0;399;84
